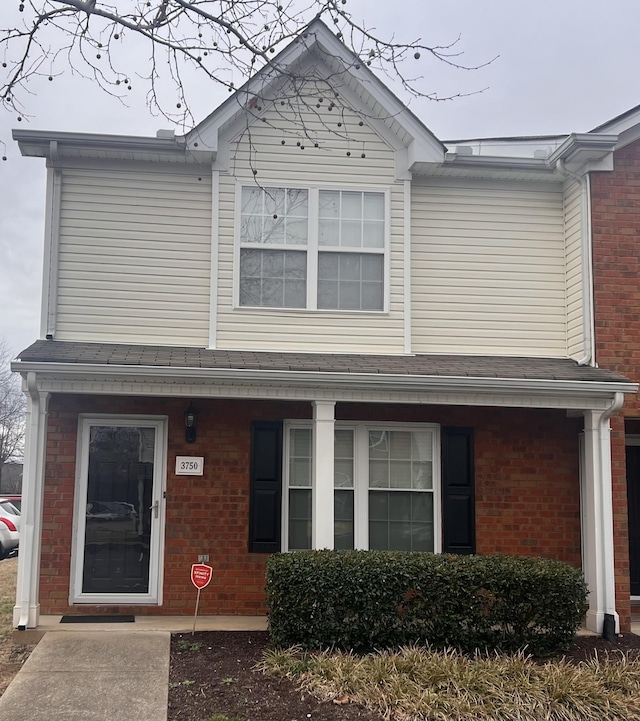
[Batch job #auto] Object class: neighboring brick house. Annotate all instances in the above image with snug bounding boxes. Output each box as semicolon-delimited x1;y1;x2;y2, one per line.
589;106;640;610
10;21;638;633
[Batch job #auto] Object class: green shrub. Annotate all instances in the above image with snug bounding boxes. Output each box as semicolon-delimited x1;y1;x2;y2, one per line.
266;550;588;655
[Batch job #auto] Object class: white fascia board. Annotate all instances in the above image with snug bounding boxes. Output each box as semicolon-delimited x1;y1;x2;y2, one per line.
13;128;187;157
11;360;637;401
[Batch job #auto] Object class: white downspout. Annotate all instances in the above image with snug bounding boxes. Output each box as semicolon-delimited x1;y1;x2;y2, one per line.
599;391;624;632
14;373;49;630
557;159;594;366
403;179;412;354
582;391;623;634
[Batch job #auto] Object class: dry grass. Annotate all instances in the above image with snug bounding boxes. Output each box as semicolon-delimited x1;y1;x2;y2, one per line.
261;645;640;721
0;558;35;698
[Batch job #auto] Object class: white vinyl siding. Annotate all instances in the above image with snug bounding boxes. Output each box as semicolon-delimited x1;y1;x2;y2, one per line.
411;179;567;357
215;99;406;353
55;166;212;345
564;180;585;358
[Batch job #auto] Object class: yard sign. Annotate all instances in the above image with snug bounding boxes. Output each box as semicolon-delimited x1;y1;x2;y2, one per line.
191;563;213;634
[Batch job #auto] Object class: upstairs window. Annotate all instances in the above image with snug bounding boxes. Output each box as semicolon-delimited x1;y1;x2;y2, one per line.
238;186;386;311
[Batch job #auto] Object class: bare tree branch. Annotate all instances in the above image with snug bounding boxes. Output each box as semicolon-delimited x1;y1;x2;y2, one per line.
0;340;25;465
1;1;493;136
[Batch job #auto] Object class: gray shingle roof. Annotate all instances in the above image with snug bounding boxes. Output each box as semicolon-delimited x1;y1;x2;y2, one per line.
15;340;631;384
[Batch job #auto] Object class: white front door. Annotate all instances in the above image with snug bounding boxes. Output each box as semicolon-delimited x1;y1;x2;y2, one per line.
71;416;167;605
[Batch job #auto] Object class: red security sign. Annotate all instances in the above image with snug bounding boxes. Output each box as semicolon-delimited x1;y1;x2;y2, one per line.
191;564;213;590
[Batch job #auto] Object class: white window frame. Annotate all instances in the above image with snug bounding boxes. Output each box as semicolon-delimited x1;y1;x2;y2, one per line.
69;415;168;605
283;420;441;552
234;183;391;313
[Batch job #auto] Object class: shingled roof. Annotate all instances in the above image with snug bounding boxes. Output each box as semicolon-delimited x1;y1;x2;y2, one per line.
15;340;632;384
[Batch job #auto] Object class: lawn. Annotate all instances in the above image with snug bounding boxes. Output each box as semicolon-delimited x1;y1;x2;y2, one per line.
0;557;34;698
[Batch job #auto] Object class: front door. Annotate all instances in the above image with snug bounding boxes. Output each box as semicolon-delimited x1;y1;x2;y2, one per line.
72;416;166;604
626;443;640;598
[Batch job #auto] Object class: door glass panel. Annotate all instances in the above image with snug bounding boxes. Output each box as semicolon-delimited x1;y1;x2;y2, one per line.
82;426;155;595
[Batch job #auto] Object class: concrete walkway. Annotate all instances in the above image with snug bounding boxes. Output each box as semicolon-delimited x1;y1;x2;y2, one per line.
0;631;170;721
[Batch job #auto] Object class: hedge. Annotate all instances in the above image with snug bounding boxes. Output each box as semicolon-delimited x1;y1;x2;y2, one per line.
266;550;588;655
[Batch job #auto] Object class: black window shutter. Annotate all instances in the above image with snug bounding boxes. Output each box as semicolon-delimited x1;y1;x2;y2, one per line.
248;421;283;553
442;427;475;555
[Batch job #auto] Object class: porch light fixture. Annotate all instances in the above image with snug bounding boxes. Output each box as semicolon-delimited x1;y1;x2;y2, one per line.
184;402;198;443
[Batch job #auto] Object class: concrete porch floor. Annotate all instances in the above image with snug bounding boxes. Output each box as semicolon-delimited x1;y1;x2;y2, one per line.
13;614;268;644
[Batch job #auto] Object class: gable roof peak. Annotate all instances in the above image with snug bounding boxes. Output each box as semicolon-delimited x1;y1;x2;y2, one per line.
185;19;445;170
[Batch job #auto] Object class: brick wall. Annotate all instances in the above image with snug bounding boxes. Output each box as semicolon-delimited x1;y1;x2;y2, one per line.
40;395;590;621
592;139;640;629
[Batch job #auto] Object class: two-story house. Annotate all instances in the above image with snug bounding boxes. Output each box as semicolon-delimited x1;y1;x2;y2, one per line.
11;21;638;634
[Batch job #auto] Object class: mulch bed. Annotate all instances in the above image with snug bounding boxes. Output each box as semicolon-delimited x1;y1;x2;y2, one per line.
168;630;640;721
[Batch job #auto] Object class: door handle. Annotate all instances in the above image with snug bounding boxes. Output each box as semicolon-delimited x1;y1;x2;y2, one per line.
150;500;159;519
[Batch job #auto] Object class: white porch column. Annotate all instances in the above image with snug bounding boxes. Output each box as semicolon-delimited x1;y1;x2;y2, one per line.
14;373;49;629
582;401;621;634
312;400;335;550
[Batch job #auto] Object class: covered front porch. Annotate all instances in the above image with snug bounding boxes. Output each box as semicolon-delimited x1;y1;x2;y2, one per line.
11;340;637;634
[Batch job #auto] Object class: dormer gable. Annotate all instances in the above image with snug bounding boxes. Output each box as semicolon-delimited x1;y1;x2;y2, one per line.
185;19;446;179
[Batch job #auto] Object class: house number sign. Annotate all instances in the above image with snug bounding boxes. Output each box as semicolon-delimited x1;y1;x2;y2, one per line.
175;456;204;476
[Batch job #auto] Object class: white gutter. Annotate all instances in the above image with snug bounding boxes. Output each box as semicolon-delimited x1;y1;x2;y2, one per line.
11;359;637;398
557;159;595;366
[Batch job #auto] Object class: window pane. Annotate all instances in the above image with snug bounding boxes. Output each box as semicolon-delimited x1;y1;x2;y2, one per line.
390;431;412;459
262;251;284;276
363;220;385;248
262;215;285;244
319;190;340;218
284;281;306;308
364;192;384;220
369;459;388;488
390;460;411;489
241;186;262;215
362;255;384;281
368;490;434;552
318;280;339;309
262;279;284;307
240;249;306;308
318;253;383;311
340;219;363;248
319;218;340;247
241;186;308;247
334;489;354;550
286;219;308;245
239;278;261;306
342;191;362;219
334;429;354;488
291;428;311;457
289;428;311;488
362;282;383;311
264;187;286;216
369;430;388;458
287;188;309;217
240;214;263;244
340;281;361;310
289;488;311;551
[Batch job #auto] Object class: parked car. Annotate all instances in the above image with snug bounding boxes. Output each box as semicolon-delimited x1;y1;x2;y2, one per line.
0;498;21;559
1;495;21;512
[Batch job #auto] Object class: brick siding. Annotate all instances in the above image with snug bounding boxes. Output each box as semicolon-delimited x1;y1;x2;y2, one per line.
40;395;593;622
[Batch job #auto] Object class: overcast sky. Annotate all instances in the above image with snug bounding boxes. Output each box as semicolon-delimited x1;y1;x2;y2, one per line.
1;0;640;359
